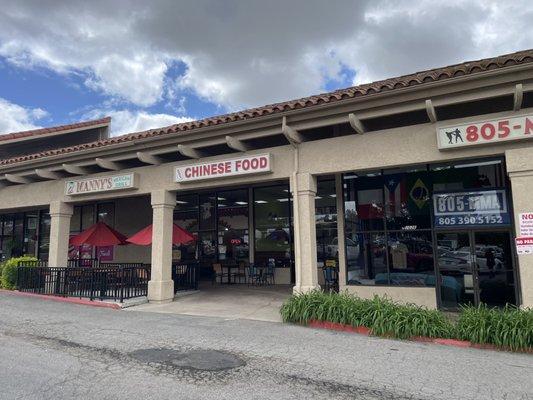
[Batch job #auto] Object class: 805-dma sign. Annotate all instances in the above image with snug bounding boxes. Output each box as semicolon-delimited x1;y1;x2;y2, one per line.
433;190;510;228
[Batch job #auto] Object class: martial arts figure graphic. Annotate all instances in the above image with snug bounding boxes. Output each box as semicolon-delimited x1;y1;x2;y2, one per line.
445;128;463;144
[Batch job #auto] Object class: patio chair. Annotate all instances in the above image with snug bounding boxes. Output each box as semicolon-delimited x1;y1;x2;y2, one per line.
231;261;247;284
212;263;228;284
323;266;339;292
264;260;275;285
247;263;262;286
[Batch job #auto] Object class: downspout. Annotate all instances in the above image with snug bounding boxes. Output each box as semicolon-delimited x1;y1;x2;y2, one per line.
282;118;301;288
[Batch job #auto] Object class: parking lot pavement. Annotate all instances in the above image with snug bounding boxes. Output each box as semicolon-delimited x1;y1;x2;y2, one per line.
0;292;532;400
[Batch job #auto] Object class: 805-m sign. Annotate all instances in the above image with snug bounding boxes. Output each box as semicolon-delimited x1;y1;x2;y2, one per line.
437;114;533;150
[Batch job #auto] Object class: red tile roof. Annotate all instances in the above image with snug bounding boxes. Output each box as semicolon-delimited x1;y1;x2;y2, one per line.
0;117;110;144
1;49;532;167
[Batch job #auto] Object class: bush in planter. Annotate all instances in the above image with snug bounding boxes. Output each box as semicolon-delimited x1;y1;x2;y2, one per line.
0;256;38;289
280;290;455;339
456;304;533;351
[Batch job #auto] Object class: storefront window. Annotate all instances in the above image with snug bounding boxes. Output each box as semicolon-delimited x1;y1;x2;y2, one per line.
24;212;39;256
431;159;504;191
383;167;431;230
199;194;216;231
174;194;199;262
97;203;115;226
315;178;337;267
217;189;249;263
344;171;384;232
38;212;51;260
254;185;292;267
81;205;95;230
1;216;13;260
70;206;82;232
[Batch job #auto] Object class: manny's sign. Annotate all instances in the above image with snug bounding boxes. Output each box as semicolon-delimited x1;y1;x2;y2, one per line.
65;173;137;196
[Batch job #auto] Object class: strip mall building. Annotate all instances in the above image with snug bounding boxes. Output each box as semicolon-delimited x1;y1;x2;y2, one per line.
1;49;533;310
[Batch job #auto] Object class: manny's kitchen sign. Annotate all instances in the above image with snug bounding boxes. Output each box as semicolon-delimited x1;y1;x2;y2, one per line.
65;173;137;195
175;154;272;183
437;113;533;150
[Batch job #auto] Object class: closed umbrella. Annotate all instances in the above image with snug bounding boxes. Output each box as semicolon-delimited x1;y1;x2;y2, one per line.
126;223;196;246
69;221;128;246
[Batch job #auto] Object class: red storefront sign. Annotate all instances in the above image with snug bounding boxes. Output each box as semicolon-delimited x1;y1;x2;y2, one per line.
175;154;271;183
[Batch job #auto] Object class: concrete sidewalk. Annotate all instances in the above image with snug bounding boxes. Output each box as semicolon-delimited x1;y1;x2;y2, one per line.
129;283;292;322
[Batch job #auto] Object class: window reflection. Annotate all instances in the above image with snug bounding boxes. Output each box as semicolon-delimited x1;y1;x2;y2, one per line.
315;178;337;266
254;185;292;267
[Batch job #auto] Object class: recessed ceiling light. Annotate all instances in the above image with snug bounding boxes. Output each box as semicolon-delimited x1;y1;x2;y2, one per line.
176;200;188;204
255;200;267;204
235;201;248;205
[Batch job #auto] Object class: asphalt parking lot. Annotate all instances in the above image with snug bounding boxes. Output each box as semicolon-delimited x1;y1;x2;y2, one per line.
0;292;532;400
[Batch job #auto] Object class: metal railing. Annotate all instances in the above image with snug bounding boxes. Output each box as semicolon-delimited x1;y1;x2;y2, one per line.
172;261;199;292
16;264;150;302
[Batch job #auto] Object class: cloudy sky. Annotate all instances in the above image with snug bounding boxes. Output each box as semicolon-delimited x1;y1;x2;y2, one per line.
0;0;532;136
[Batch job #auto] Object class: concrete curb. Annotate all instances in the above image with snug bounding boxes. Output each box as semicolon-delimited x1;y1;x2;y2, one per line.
1;289;121;309
307;320;532;353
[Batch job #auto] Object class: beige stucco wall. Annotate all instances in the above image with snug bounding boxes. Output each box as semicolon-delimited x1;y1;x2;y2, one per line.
340;285;438;309
1;107;532;306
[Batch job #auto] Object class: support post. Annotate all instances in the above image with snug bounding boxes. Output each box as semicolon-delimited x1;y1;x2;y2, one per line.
48;201;73;267
291;172;319;293
335;174;347;288
506;148;533;308
148;190;175;303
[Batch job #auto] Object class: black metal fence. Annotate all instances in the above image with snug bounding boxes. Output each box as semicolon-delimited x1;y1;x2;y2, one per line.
172;261;199;292
16;264;150;302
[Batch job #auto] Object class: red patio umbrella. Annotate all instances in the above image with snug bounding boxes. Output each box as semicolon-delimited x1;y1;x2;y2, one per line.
126;223;196;246
69;221;128;246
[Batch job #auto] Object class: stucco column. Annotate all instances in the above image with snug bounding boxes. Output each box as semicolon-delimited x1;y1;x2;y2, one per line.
291;172;320;293
506;148;533;308
335;174;347;289
48;201;73;267
148;190;175;303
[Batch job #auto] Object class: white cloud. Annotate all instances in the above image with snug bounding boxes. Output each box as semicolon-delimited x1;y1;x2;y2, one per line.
0;97;48;134
0;1;532;112
83;109;193;136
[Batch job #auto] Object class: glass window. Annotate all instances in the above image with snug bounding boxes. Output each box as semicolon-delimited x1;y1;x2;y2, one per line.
81;205;95;230
254;185;292;267
175;194;199;232
38;212;51;261
387;231;434;286
1;215;13;261
12;214;24;257
97;203;115;227
24;212;39;256
316;179;338;266
344;171;384;232
70;206;82;233
431;159;504;191
218;189;249;263
383;167;431;230
199;194;216;231
346;233;387;285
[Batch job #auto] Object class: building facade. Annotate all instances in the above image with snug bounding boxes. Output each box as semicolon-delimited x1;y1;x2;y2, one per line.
1;50;533;309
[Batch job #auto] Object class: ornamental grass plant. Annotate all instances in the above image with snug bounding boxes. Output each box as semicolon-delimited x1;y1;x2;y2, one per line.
280;290;454;340
456;304;533;351
280;290;533;352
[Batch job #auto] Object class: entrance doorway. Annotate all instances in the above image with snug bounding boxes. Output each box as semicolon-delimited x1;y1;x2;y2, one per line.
436;230;517;309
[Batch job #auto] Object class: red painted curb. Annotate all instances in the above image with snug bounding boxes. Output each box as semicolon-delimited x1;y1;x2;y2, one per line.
306;320;531;353
0;289;121;309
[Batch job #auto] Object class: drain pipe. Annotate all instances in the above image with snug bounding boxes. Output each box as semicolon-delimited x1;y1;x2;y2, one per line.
282;116;303;290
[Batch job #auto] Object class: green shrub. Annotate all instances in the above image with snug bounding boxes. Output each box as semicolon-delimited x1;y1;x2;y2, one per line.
0;256;38;289
456;304;533;351
280;290;454;339
281;291;533;351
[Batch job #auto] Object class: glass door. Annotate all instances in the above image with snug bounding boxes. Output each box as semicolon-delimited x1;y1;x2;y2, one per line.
436;230;517;308
473;231;516;307
436;232;476;309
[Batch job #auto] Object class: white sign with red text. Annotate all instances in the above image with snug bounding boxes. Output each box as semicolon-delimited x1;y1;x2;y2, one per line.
175;154;272;183
515;212;533;255
65;173;137;195
437;114;533;150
